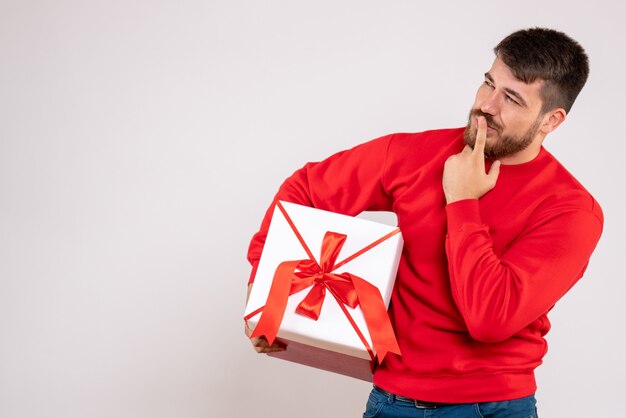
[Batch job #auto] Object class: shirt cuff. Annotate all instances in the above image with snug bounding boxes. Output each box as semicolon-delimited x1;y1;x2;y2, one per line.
445;199;482;232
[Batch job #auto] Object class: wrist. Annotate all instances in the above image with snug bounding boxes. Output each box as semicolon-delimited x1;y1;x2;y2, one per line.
445;199;482;230
445;193;478;204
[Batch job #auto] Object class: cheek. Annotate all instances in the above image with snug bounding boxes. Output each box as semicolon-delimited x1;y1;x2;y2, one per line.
504;115;533;132
500;106;541;130
499;110;523;130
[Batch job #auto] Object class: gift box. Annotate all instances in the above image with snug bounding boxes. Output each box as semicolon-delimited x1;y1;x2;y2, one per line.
244;201;403;381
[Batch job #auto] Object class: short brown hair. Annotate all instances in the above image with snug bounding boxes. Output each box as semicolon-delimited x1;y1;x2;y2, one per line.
494;28;589;113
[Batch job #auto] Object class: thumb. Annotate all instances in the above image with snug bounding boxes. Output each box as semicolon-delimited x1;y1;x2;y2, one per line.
487;160;501;183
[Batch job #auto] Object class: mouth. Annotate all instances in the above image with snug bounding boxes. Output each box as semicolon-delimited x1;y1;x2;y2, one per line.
469;110;502;135
480;119;501;135
486;125;498;134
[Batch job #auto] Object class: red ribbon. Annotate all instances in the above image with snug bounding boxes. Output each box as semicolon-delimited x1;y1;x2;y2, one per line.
246;201;402;364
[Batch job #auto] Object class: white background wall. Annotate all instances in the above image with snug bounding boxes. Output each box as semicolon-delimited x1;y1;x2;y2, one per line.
1;1;624;417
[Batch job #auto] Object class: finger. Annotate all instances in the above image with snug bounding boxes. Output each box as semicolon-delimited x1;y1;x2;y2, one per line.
487;160;501;185
252;338;271;353
251;336;286;349
259;344;287;353
252;337;287;353
266;348;287;353
473;116;487;157
251;336;269;347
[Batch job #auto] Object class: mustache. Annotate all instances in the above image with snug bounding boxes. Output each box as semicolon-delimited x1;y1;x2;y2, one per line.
470;110;502;132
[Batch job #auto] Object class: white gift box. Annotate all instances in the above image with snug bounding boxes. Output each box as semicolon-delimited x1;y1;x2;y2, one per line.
244;201;403;381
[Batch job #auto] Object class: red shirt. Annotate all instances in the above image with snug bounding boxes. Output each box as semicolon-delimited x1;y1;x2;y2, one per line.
247;128;603;403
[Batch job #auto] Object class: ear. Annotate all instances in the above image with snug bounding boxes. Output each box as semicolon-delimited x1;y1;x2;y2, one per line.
539;108;567;134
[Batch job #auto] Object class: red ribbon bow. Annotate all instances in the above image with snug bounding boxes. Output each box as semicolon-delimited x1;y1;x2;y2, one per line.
247;202;402;364
291;231;360;320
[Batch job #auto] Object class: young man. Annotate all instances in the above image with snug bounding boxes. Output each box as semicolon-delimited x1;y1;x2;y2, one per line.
245;28;603;417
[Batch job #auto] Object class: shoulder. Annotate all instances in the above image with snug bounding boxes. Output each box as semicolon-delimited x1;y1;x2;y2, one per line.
532;150;604;227
389;127;465;146
385;127;465;159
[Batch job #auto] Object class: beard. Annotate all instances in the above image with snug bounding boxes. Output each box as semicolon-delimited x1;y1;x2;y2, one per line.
463;109;541;160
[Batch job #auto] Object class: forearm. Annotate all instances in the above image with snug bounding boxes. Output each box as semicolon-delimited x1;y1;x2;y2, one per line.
445;199;603;342
247;135;395;283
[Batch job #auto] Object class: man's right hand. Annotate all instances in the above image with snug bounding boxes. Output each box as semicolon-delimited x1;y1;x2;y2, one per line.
245;283;287;353
245;322;287;353
442;116;500;204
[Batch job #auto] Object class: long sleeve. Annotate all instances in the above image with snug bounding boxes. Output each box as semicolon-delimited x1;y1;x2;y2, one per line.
246;128;606;402
445;198;603;343
247;134;395;284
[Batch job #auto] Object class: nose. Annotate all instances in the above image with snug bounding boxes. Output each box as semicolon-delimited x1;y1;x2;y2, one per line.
480;91;500;115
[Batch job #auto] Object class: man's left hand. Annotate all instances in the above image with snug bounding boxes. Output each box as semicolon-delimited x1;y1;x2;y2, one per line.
443;116;501;204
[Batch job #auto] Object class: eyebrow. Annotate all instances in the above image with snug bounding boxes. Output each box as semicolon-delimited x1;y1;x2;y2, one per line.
484;72;528;107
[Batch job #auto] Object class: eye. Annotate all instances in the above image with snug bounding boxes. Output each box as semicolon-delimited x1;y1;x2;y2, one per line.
483;80;494;89
505;94;520;105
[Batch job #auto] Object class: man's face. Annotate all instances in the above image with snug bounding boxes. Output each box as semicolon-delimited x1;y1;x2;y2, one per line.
464;57;546;160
